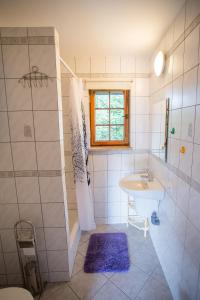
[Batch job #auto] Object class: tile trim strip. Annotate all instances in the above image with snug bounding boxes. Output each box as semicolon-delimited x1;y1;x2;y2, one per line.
0;170;62;178
0;36;56;45
150;152;200;194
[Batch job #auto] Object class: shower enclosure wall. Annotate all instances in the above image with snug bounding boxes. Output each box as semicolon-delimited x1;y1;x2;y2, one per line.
0;26;79;285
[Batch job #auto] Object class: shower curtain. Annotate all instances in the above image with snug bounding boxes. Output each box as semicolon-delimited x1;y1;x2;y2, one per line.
68;78;96;231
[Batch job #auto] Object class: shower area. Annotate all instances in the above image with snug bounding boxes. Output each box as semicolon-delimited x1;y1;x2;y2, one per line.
0;26;95;284
60;64;80;264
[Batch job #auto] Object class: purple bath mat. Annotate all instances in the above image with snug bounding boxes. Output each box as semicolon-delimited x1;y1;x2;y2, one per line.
84;232;130;273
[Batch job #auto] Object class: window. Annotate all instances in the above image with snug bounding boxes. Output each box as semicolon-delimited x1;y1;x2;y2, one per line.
89;90;129;146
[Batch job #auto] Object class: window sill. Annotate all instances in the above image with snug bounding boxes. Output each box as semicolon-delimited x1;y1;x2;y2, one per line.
88;146;133;153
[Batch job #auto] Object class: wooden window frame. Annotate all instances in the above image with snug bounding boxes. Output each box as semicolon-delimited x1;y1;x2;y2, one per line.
89;89;129;147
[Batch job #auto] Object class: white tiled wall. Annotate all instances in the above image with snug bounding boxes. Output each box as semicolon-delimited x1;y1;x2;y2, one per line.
61;54;150;224
149;1;200;299
0;27;70;285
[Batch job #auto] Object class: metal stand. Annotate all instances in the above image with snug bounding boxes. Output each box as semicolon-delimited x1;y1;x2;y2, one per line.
128;196;149;238
14;220;43;296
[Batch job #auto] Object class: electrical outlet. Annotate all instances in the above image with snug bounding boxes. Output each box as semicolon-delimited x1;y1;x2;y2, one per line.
24;125;32;138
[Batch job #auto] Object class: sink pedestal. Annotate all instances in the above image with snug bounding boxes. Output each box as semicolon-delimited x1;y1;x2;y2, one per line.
128;196;149;238
119;172;164;238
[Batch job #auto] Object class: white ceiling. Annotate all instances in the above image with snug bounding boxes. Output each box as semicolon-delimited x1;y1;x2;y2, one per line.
0;0;185;57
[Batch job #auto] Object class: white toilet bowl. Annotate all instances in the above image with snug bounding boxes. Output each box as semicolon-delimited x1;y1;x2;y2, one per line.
0;287;34;300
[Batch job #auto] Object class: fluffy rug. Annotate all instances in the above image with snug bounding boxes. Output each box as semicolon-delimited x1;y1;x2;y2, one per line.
84;232;130;273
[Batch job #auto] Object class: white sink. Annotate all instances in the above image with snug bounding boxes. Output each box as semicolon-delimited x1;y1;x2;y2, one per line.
119;173;164;200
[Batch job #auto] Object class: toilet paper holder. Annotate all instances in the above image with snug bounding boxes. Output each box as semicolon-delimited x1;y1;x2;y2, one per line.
14;220;43;296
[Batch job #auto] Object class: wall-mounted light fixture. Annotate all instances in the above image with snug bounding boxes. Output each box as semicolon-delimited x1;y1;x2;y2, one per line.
154;51;165;77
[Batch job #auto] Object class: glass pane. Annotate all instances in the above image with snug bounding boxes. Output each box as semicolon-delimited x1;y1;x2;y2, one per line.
110;125;124;140
110;92;124;108
96;110;109;125
96;126;109;141
110;109;124;124
95;92;109;108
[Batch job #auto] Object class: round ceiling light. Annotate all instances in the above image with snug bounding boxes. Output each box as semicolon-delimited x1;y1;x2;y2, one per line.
154;51;165;77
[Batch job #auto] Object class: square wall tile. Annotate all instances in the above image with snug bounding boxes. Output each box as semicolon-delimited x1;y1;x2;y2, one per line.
42;203;66;227
106;56;120;73
19;203;43;227
16;177;40;203
172;76;183;109
0;143;13;171
75;57;90;73
136;78;149;97
175;177;190;215
47;250;68;272
44;228;67;250
93;154;107;171
120;56;135;73
1;27;27;37
183;67;198;107
174;6;185;42
108;202;121;217
0;229;17;252
121;154;134;171
39;177;64;203
2;45;29;78
168;138;180;168
184;26;200;72
0;112;9;142
34;111;60;141
0;204;19;228
181;106;195;142
9;111;34;141
29;45;57;77
0;178;17;204
108;187;121;202
135;133;150;149
28;27;55;36
179;141;193;177
94;202;107;218
0;80;7;111
136;56;150;73
135;115;150;132
32;79;58;110
184;220;200;267
91;56;105;73
172;42;184;79
93;187;107;202
12;142;37;171
135;153;148;170
49;272;69;282
136;97;149;114
194;105;200;144
197;66;200;104
93;171;107;188
185;0;200;28
36;141;62;170
4;253;20;274
189;188;200;232
192;144;200;184
108;171;121;187
0;48;4;78
107;154;121;171
6;79;32;111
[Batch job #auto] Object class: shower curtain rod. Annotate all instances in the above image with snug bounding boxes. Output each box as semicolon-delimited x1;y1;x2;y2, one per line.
60;57;78;79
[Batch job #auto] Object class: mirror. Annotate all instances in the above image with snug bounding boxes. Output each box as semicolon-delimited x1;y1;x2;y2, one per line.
151;98;169;162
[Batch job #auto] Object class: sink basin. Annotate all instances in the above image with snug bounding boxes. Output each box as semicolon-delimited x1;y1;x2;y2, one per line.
119;173;164;200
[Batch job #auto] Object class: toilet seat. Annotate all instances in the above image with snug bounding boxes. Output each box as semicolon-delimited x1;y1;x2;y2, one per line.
0;287;34;300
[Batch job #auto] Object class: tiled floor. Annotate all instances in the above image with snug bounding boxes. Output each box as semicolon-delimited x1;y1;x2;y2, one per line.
39;224;173;300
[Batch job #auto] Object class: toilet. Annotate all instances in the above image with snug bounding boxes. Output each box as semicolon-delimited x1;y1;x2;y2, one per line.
0;287;34;300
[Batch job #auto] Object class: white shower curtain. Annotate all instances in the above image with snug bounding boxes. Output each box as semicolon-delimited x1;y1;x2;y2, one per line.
68;78;96;231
